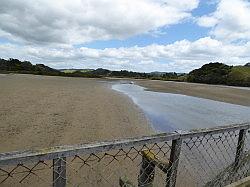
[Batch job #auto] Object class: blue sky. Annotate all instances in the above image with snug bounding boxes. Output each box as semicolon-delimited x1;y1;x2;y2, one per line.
82;23;209;49
0;0;250;72
80;1;216;49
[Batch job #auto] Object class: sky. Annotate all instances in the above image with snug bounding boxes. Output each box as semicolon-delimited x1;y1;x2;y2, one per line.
0;0;250;72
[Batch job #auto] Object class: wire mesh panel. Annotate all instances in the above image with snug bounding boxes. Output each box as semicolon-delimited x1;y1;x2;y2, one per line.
0;160;53;187
0;123;250;187
177;129;240;187
0;142;173;187
67;142;172;187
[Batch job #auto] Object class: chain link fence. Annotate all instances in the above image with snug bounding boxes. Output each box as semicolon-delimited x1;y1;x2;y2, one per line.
0;123;250;187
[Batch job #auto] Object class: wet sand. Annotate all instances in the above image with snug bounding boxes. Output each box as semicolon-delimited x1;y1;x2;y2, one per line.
0;74;152;153
136;80;250;106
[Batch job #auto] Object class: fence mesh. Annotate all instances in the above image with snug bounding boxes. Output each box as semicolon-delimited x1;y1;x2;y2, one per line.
0;124;250;187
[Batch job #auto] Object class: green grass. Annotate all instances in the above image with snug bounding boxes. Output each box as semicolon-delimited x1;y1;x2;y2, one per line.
61;69;94;73
62;70;77;73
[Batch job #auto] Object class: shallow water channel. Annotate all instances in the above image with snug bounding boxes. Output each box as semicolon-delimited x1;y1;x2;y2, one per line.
112;83;250;132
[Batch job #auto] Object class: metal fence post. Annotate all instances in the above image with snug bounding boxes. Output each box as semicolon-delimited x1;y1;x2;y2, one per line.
166;138;182;187
234;129;247;170
53;157;66;187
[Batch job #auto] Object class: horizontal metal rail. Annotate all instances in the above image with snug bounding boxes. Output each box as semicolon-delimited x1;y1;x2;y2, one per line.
0;123;249;167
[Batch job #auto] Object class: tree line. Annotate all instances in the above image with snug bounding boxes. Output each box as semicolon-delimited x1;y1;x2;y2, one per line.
0;58;184;80
187;62;250;87
0;58;249;87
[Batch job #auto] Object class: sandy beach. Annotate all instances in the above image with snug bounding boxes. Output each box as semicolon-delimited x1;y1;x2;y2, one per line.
136;79;250;107
0;74;152;153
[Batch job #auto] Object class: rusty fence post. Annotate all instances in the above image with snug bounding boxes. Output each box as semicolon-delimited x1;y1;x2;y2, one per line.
166;138;182;187
234;129;247;170
53;157;66;187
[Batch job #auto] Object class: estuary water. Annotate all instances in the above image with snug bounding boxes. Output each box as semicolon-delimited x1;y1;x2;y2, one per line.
112;83;250;132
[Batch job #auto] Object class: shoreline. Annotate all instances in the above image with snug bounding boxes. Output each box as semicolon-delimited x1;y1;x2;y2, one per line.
112;83;250;132
135;79;250;107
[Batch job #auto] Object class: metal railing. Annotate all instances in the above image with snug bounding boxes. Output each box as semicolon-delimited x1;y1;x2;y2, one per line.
0;123;250;187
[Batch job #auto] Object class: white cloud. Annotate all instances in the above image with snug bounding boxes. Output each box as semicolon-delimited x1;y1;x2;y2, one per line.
162;0;199;11
1;37;249;72
1;0;250;72
197;16;218;27
197;0;250;42
0;0;198;45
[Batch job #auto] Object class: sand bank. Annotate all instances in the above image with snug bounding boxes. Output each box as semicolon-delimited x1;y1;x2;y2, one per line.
136;80;250;106
0;74;152;153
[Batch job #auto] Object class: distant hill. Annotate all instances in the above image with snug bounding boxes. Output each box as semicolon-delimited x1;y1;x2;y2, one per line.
0;59;183;80
187;62;250;86
245;63;250;67
60;69;94;73
150;71;167;76
91;68;111;76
